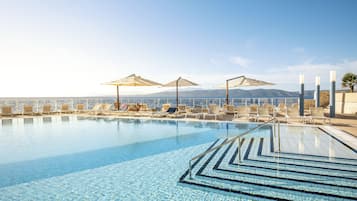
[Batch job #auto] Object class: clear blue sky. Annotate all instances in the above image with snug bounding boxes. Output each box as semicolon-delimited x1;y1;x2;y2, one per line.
1;0;356;96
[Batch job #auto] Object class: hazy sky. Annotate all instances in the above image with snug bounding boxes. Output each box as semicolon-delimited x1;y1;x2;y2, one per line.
1;0;356;97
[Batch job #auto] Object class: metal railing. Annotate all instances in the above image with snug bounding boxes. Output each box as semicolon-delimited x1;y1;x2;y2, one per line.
188;117;281;179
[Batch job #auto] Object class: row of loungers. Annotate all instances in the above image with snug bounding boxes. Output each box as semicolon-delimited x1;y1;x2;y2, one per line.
232;103;330;124
0;103;330;124
0;104;86;117
104;103;330;124
0;103;149;117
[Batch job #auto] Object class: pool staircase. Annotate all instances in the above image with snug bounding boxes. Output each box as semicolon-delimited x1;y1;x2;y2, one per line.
179;119;357;200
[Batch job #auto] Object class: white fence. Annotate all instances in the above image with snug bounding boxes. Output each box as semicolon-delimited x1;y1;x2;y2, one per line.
0;97;299;113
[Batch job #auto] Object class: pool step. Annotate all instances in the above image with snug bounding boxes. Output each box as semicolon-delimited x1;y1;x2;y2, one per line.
180;139;293;201
222;139;356;199
179;135;357;200
258;153;357;169
235;138;357;177
268;132;357;164
270;151;357;164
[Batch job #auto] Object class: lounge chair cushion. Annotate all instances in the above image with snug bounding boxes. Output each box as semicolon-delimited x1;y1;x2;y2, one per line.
120;104;128;111
128;104;139;111
167;107;177;114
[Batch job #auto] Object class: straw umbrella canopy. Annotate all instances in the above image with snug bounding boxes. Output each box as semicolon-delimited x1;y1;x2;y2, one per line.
225;76;274;104
163;77;198;108
103;74;162;110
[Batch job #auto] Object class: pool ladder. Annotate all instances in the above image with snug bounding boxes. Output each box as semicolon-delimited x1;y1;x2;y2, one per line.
188;117;281;179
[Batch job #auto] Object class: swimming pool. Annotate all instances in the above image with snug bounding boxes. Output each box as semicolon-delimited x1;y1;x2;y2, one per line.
0;116;356;200
0;116;260;188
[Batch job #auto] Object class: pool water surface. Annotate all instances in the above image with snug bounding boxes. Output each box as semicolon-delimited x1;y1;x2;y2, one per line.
0;116;355;200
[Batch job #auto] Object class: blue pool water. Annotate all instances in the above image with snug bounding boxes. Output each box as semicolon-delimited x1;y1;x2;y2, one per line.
0;116;263;188
1;116;356;200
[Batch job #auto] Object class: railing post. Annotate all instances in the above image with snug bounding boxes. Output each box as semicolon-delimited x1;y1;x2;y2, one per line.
273;118;276;138
238;137;241;164
16;100;19;114
37;100;40;113
278;120;281;152
189;160;192;179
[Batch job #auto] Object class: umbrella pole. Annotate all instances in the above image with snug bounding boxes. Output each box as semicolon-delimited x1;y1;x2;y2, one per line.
116;86;120;110
176;79;179;108
225;80;229;105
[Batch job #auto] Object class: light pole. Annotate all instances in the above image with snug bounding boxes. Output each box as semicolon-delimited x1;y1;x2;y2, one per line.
299;74;304;116
329;71;336;117
315;76;320;107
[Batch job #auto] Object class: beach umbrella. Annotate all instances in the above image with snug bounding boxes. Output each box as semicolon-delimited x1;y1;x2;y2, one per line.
225;76;274;105
103;74;162;110
163;77;198;108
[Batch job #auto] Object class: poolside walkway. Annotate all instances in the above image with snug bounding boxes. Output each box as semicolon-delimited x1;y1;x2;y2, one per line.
331;116;357;137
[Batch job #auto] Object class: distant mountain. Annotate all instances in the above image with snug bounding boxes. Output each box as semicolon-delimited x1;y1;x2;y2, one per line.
137;89;315;99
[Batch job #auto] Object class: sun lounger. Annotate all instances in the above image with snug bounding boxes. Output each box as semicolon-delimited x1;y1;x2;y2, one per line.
167;107;186;118
256;107;272;122
161;104;171;112
106;103;131;116
130;104;153;117
102;104;113;111
126;103;139;112
99;103;114;115
285;107;305;123
110;103;148;116
23;105;34;115
223;104;235;115
177;104;187;114
139;104;151;112
151;111;168;118
60;104;72;114
117;103;139;116
234;106;250;119
203;104;223;120
249;104;259;116
75;104;85;113
151;105;175;118
1;106;14;117
133;104;153;117
185;105;202;119
276;103;287;117
120;104;128;111
88;104;104;115
263;103;275;116
308;107;330;124
42;104;52;115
